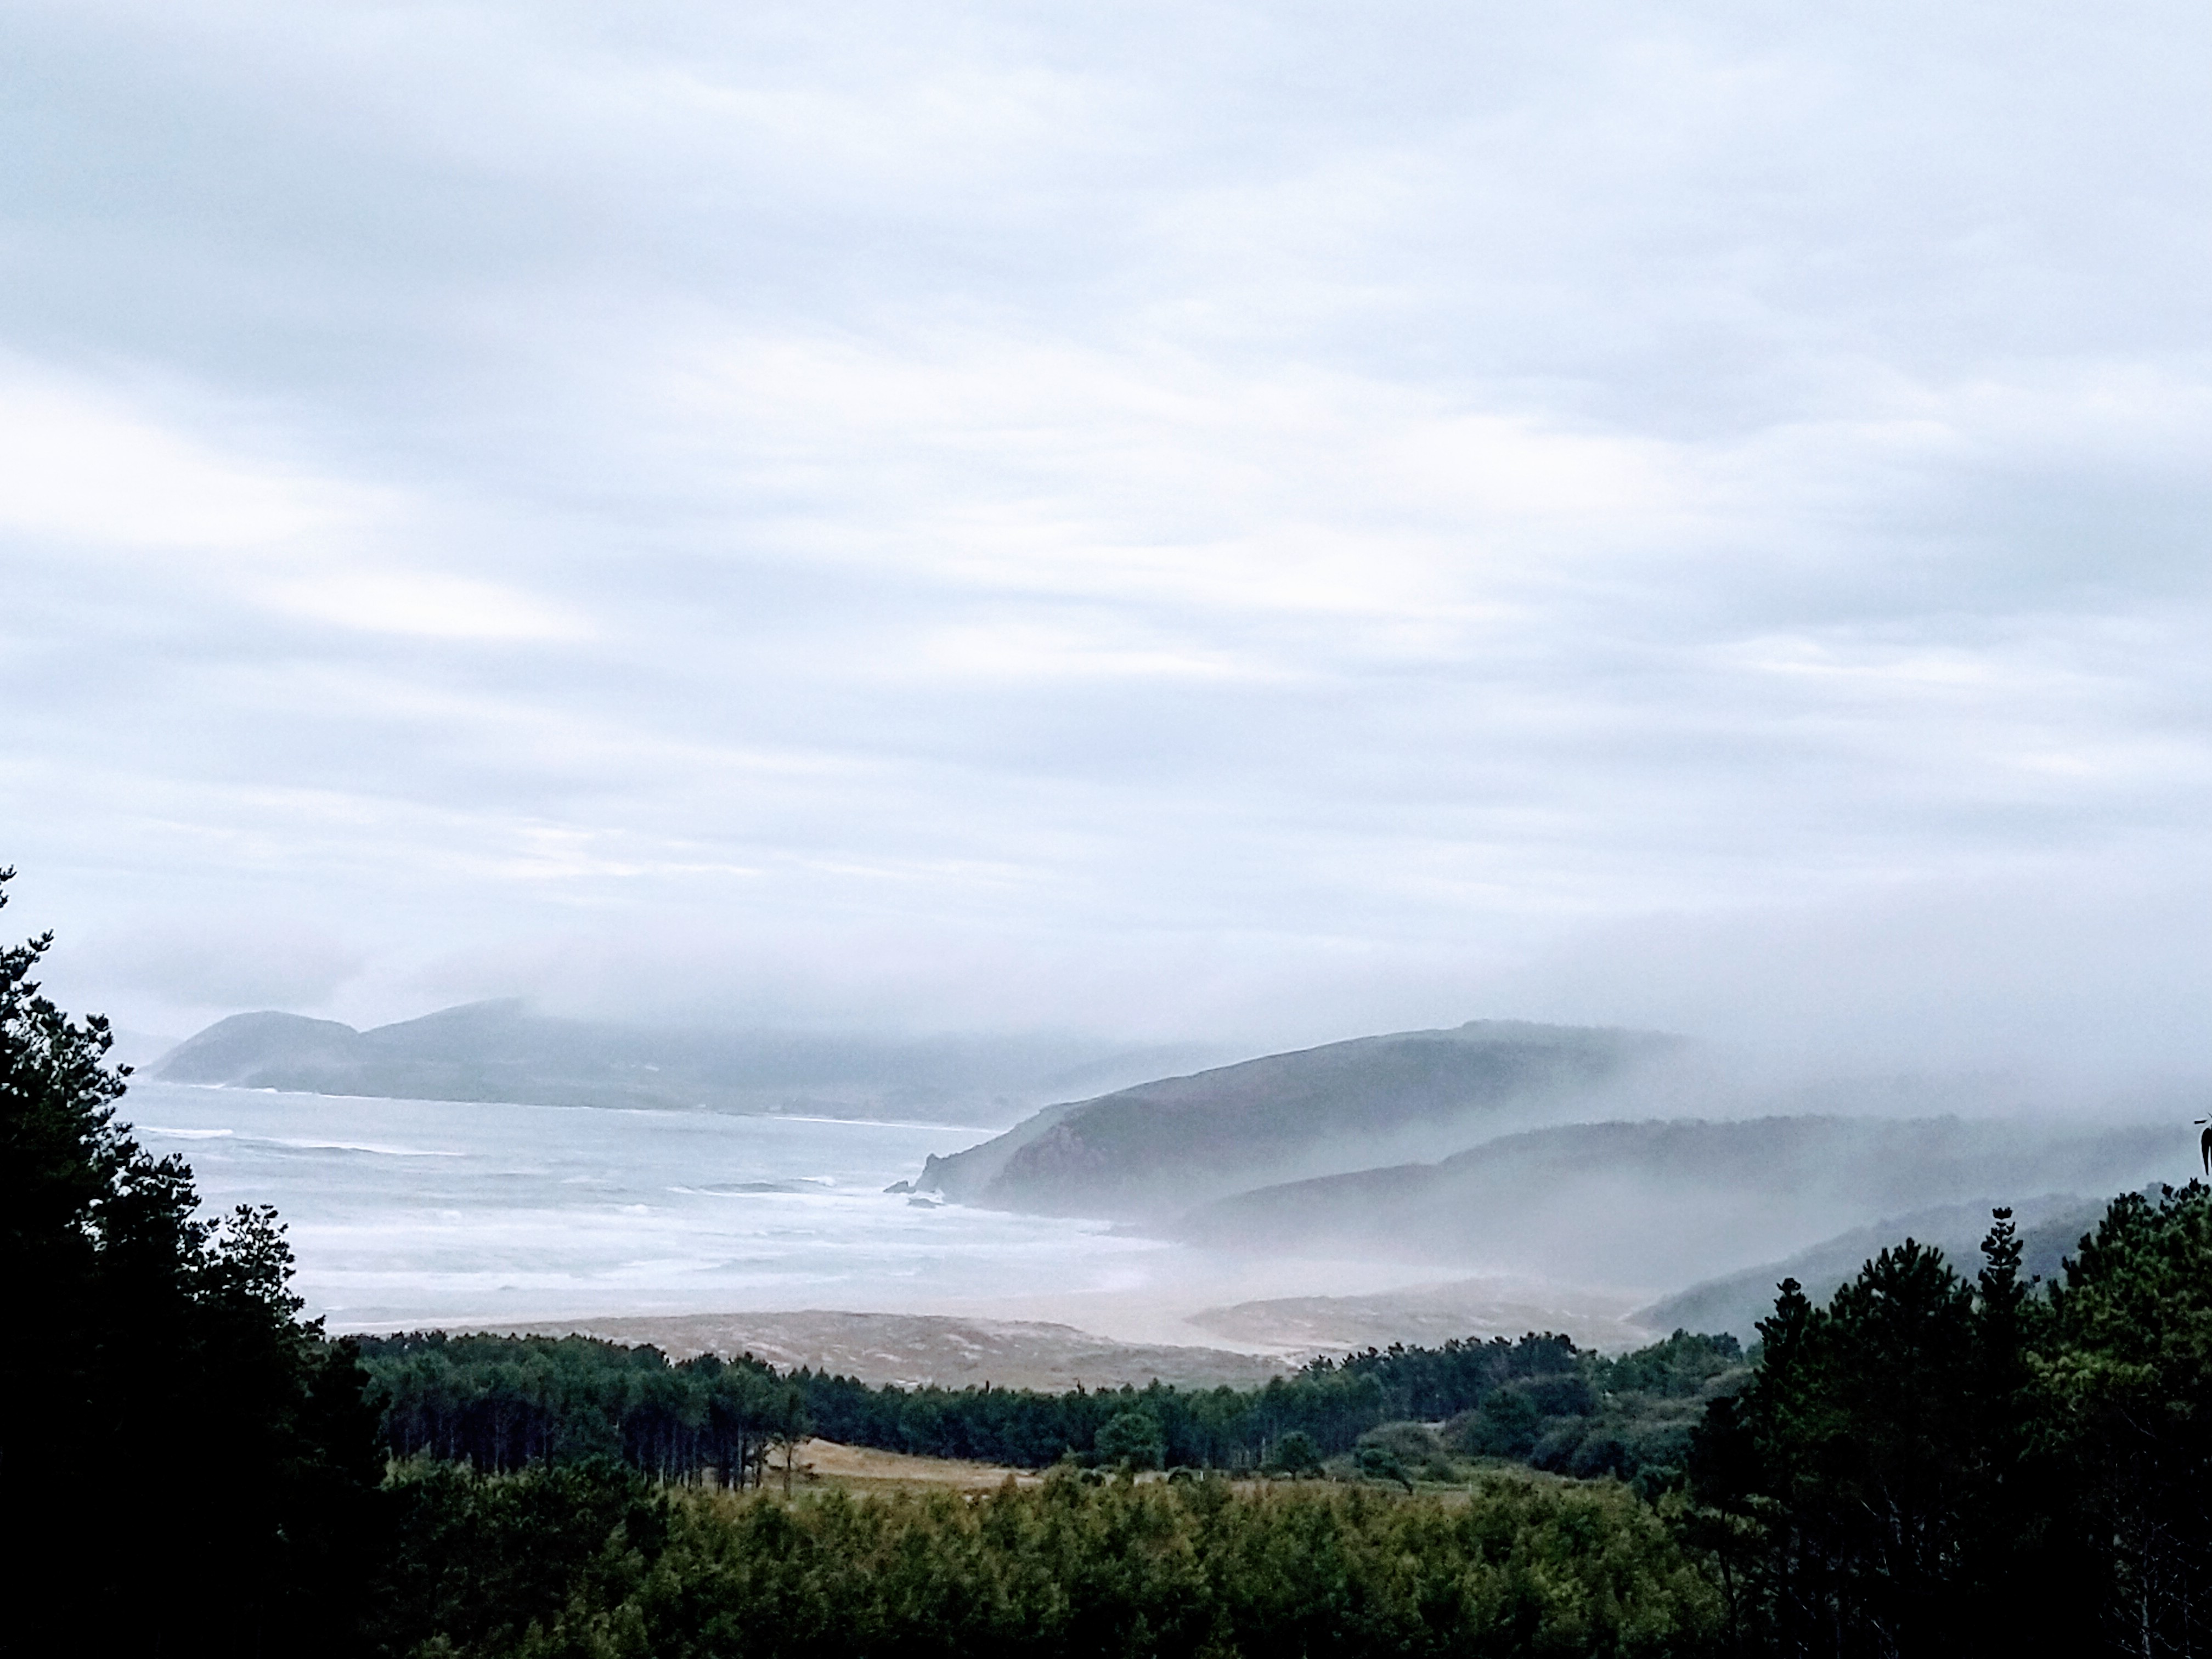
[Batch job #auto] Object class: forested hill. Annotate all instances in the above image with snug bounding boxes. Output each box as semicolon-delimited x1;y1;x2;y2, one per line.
914;1020;1675;1217
1169;1115;2175;1285
155;1000;1223;1125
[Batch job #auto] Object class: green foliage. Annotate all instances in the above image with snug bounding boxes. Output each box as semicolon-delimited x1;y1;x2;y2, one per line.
1321;1328;1584;1420
1351;1443;1412;1490
1094;1406;1167;1471
363;1331;808;1487
1443;1331;1749;1496
374;1465;1724;1659
360;1323;1751;1496
1688;1190;2212;1655
1355;1421;1455;1485
2038;1183;2212;1652
0;868;386;1655
1705;1238;1987;1647
1457;1383;1544;1458
1265;1429;1323;1477
371;1459;670;1657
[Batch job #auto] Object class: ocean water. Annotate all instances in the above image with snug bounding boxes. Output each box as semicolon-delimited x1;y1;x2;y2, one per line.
121;1080;1162;1331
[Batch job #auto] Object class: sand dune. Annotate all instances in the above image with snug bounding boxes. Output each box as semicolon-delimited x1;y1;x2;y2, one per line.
1189;1277;1652;1356
493;1308;1292;1391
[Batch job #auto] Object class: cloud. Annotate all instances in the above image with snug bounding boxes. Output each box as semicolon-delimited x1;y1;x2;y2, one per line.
5;1;2212;1074
0;361;585;641
259;567;587;641
64;912;367;1017
0;362;346;549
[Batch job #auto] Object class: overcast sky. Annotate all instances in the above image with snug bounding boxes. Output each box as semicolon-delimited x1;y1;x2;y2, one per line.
7;1;2211;1068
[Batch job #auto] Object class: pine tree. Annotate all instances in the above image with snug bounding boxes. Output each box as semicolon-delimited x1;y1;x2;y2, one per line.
0;868;385;1657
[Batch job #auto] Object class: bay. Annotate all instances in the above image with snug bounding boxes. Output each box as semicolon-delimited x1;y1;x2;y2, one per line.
120;1080;1161;1331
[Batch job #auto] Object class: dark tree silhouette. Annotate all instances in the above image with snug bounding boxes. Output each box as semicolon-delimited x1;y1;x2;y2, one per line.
0;867;384;1657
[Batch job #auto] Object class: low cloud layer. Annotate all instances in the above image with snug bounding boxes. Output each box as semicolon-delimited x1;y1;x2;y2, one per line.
7;2;2211;1071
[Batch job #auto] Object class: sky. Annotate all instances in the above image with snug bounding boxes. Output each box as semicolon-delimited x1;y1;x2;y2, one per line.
5;1;2212;1070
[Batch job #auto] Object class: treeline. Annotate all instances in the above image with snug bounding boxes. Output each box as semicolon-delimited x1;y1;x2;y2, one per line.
358;1323;1748;1489
362;1333;808;1488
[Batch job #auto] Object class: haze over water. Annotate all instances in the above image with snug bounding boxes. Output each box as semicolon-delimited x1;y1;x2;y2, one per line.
127;1081;1165;1331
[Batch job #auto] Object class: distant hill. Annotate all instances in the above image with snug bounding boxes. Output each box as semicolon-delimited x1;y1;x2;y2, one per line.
1630;1190;2119;1342
154;1001;1229;1125
1170;1116;2179;1289
912;1020;1680;1218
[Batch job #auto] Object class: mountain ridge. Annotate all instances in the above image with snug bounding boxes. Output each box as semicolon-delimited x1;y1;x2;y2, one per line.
1170;1114;2179;1288
155;1001;1231;1125
915;1019;1681;1218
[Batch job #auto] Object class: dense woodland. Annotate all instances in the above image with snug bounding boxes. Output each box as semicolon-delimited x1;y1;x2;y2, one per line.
5;873;2209;1657
368;1461;1721;1658
358;1324;1743;1494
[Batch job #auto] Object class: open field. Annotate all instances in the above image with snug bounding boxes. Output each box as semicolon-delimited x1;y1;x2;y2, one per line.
765;1441;1554;1502
782;1438;1043;1494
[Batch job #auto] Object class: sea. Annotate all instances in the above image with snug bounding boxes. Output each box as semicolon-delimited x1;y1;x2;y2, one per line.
120;1080;1164;1333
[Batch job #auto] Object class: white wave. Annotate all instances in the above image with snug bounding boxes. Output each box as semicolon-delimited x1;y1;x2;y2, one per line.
262;1137;464;1158
761;1114;999;1133
116;1077;1143;1326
